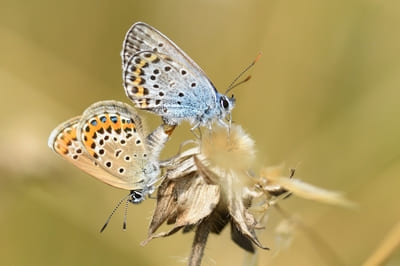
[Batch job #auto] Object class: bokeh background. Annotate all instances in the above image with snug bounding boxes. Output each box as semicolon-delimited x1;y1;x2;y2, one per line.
1;0;400;265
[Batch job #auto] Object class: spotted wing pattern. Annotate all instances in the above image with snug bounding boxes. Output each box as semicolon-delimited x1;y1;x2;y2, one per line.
121;22;219;126
48;116;135;189
48;101;169;191
123;51;217;125
121;22;208;78
77;101;160;189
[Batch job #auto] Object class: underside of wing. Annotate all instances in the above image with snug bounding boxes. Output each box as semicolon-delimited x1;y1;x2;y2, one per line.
77;101;159;189
48;116;138;190
121;22;213;86
123;51;216;124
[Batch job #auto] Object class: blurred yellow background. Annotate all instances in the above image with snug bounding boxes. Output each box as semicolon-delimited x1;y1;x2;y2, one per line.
1;0;400;265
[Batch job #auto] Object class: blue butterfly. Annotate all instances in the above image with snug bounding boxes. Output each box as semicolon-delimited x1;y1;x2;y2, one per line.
121;22;235;130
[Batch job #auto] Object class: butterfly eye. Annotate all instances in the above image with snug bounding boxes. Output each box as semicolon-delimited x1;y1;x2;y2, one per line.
220;97;230;110
129;190;144;204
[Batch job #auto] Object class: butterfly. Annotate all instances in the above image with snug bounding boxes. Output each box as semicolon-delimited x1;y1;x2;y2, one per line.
48;100;174;206
121;22;236;130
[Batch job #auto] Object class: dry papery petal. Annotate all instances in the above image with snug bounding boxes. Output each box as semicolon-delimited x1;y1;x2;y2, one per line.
258;167;355;208
143;125;268;251
143;169;220;244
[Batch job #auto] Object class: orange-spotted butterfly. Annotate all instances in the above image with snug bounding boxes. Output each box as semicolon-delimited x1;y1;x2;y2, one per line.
48;100;175;230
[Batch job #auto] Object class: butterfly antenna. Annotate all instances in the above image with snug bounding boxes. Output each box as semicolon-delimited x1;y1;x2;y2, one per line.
100;193;131;233
225;52;262;95
122;198;129;231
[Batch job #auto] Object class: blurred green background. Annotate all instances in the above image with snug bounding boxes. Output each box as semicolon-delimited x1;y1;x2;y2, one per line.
1;0;400;265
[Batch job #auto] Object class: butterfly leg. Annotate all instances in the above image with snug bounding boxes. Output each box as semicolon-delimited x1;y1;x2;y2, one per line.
217;118;230;128
144;175;164;199
190;120;201;131
190;123;202;139
177;139;198;154
158;139;198;169
216;118;232;137
146;172;171;200
206;122;214;139
148;193;157;199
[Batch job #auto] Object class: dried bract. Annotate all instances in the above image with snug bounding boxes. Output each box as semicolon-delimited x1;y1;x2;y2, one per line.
143;125;268;252
142;125;353;266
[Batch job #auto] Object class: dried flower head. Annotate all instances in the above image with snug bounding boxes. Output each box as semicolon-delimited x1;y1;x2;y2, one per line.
200;125;256;172
142;125;267;265
142;125;353;266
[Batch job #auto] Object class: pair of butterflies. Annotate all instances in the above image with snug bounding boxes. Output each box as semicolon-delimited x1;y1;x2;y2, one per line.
49;22;238;229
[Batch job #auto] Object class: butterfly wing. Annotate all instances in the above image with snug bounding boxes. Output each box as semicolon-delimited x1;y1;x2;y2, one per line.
48;116;135;190
122;22;209;79
77;100;160;190
121;22;218;125
123;51;218;124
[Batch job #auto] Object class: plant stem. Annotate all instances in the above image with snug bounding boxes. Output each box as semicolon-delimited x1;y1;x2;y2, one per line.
363;220;400;266
189;220;210;266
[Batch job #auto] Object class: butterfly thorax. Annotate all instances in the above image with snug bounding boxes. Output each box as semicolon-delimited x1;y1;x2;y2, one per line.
196;92;235;128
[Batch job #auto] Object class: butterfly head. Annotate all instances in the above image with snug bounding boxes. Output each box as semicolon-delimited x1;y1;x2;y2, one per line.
128;178;156;204
218;94;236;118
128;190;146;204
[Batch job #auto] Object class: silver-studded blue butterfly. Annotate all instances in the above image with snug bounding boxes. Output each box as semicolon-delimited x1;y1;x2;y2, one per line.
121;22;235;130
48;100;175;207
